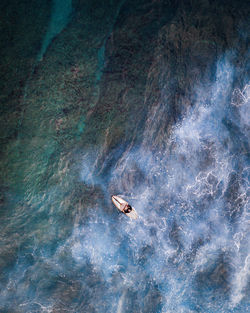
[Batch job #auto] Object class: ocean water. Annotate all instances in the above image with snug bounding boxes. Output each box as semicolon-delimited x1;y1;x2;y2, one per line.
2;56;248;313
0;3;250;313
37;0;72;61
78;56;250;313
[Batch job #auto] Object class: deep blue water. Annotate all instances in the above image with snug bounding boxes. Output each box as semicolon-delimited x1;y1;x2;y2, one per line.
0;1;249;312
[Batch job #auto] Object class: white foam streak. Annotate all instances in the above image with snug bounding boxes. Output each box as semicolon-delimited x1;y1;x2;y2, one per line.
230;255;250;306
116;291;126;313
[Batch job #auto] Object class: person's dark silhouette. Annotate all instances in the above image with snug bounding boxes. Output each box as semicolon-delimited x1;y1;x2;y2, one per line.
124;204;132;214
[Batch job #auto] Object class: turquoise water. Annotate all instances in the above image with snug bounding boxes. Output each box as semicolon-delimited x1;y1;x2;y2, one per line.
37;0;72;61
0;1;249;312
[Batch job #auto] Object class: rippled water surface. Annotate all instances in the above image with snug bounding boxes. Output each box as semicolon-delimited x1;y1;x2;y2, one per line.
0;1;249;312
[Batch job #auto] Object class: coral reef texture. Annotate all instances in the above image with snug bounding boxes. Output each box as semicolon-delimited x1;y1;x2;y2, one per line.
0;0;249;312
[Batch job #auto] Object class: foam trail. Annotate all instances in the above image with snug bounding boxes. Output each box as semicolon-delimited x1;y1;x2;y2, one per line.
116;291;126;313
1;51;249;311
